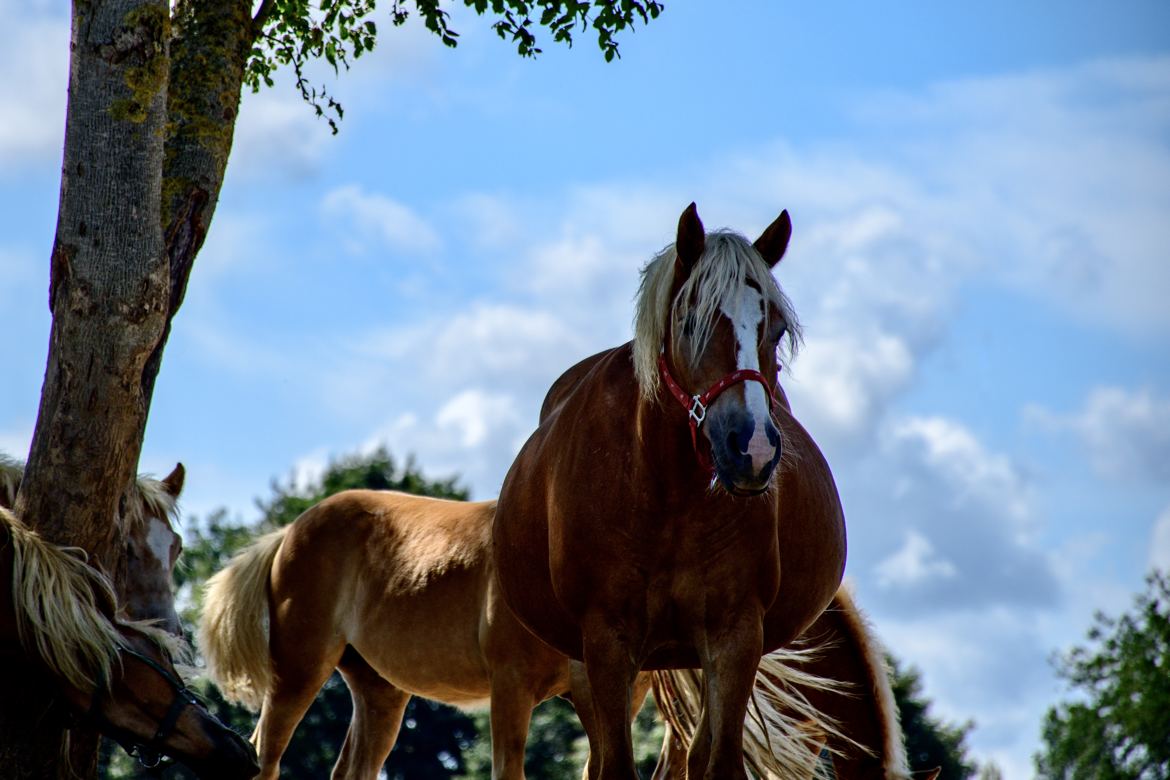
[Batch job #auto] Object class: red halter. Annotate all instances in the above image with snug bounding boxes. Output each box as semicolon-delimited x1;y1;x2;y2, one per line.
657;354;776;474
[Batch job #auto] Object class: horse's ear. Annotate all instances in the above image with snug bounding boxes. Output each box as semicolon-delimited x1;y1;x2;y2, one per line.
162;463;185;498
675;202;706;278
753;209;792;268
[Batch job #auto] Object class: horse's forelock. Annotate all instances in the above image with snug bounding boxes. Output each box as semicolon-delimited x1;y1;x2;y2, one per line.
124;476;180;533
632;230;801;400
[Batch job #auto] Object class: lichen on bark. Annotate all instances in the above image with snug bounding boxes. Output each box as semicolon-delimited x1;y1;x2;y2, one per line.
108;4;171;123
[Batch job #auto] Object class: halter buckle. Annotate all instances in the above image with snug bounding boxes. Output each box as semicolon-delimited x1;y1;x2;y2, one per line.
688;395;707;426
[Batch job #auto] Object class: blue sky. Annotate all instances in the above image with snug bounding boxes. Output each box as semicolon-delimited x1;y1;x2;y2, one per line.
2;0;1168;775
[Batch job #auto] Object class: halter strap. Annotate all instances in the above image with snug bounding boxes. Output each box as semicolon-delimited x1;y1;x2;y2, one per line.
82;646;198;769
657;354;776;474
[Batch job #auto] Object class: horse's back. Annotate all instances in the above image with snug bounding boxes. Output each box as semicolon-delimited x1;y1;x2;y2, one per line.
537;346;619;422
269;490;502;700
280;490;494;580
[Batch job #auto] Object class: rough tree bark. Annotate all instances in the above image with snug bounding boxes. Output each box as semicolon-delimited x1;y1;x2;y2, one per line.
1;0;255;775
4;0;170;775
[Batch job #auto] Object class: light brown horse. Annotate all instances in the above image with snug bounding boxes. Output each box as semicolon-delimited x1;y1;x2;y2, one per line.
0;505;259;778
653;587;940;780
494;204;847;779
200;490;602;780
0;453;186;634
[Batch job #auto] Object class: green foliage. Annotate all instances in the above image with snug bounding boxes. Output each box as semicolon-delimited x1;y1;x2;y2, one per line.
245;0;663;131
890;656;979;779
1036;571;1170;780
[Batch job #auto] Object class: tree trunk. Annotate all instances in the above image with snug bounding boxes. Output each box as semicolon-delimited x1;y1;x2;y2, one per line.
1;0;259;773
142;0;256;409
3;0;171;775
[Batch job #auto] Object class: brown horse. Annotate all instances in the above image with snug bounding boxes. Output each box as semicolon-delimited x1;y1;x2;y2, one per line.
0;505;259;778
201;488;860;780
494;204;847;779
0;453;186;634
653;587;937;780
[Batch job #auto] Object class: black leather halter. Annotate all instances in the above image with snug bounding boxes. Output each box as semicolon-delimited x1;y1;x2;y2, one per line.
84;646;201;768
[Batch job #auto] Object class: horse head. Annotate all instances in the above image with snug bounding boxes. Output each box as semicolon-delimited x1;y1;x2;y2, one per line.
656;203;798;494
62;625;258;779
120;463;185;634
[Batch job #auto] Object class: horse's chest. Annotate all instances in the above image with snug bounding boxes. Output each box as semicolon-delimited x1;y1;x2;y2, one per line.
551;505;780;629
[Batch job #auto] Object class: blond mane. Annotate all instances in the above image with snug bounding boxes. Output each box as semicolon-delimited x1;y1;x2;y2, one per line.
3;506;125;692
632;230;802;400
123;474;181;533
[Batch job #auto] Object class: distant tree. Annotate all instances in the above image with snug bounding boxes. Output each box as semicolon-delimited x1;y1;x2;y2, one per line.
977;764;1005;780
1036;571;1170;780
891;657;979;778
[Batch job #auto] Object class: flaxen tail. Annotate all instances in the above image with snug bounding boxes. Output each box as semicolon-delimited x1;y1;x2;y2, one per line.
199;528;288;711
651;645;857;780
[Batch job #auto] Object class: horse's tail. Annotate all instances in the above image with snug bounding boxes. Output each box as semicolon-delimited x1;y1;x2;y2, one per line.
833;587;912;779
650;645;855;780
199;527;288;712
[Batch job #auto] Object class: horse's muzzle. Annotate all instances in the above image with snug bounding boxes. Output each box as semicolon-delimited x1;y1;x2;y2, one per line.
706;410;782;493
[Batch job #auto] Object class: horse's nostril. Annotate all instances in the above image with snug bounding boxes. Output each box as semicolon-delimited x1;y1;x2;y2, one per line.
728;426;751;455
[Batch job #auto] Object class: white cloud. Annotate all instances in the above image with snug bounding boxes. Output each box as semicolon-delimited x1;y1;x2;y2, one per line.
862;57;1170;337
875;529;958;588
354;302;586;385
842;415;1056;615
321;184;442;254
230;86;335;180
437;390;520;449
786;331;915;444
1028;386;1170;483
0;4;66;167
890;417;1032;525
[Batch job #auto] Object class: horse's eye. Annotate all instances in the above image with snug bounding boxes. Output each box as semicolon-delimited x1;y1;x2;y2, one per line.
681;314;696;337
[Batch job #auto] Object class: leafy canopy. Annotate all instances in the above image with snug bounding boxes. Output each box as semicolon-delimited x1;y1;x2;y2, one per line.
247;0;664;130
1036;571;1170;780
891;656;979;778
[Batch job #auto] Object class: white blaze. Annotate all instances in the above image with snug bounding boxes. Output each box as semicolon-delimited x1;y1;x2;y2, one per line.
722;286;776;469
146;516;176;567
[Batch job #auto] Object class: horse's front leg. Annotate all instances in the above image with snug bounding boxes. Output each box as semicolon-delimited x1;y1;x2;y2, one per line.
572;665;655;780
488;671;541;780
578;616;643;780
689;613;763;780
